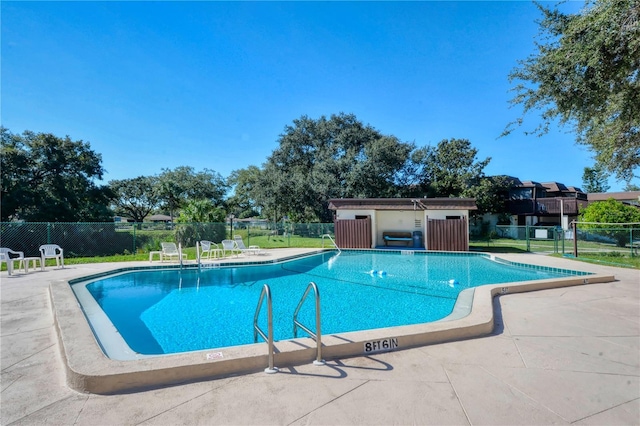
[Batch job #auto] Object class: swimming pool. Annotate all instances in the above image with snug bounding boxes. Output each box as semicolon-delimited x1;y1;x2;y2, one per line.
72;250;592;359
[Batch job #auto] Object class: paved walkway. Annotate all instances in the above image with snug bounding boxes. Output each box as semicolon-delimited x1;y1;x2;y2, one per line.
1;251;638;425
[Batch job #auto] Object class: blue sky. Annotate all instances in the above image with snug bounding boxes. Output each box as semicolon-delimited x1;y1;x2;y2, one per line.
2;1;625;192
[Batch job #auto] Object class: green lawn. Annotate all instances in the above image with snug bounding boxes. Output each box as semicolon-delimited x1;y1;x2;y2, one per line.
552;253;640;269
470;238;639;269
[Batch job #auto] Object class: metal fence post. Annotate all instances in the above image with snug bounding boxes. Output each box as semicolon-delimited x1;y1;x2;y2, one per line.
47;222;51;244
572;221;578;257
133;224;137;254
525;225;530;252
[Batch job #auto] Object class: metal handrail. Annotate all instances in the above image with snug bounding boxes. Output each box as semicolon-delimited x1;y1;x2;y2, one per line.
195;241;201;272
293;282;325;365
253;284;278;373
321;234;341;252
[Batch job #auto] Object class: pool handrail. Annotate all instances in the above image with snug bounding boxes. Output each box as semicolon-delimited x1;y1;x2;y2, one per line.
253;284;278;374
321;234;340;252
293;281;325;366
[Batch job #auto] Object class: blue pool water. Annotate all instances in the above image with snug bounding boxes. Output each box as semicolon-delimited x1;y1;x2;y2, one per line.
78;251;587;356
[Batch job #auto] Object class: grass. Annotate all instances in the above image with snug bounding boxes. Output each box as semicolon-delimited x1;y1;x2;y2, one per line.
553;253;640;269
470;237;639;269
15;236;331;268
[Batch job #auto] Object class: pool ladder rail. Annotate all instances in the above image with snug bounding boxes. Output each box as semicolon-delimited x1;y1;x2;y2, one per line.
253;282;325;374
293;282;325;366
253;285;278;374
321;234;341;252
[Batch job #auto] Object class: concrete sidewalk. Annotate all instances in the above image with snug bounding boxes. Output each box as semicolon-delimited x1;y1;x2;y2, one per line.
1;252;638;425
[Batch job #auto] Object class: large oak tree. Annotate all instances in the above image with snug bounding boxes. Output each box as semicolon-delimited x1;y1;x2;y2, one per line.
258;113;414;222
1;128;113;222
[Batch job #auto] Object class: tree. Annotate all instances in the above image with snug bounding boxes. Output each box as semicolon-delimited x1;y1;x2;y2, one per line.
624;182;640;191
174;199;226;246
582;165;611;193
227;166;262;219
176;199;226;223
464;175;512;217
505;0;640;182
260;113;414;222
109;176;160;223
411;138;491;198
156;166;228;219
0;128;113;222
579;198;640;246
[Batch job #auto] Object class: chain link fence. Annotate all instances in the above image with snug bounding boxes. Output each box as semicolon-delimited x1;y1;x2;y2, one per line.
0;221;335;259
472;224;639;258
4;221;635;262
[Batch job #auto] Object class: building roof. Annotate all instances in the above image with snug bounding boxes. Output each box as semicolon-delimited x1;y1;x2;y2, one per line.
542;182;568;192
517;180;548;188
587;191;640;204
148;214;173;221
541;182;585;194
328;198;477;211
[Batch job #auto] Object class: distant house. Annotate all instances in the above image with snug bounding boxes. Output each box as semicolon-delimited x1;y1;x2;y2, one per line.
147;214;173;223
233;217;269;229
113;216;134;223
328;198;477;251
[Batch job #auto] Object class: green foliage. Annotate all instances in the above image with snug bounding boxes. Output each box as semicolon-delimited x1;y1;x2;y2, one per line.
0;128;113;222
174;222;226;247
506;0;640;182
426;139;491;197
156;166;228;219
463;174;512;216
625;182;640;191
134;229;175;252
174;200;227;246
109;176;160;222
580;198;640;246
176;199;226;223
227;166;262;219
258;113;414;222
582;165;611;193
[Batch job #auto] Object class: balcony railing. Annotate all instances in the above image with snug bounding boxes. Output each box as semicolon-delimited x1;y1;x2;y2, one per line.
507;198;588;216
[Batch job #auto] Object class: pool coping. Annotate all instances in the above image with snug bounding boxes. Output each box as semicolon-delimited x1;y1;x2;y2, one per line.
50;250;616;394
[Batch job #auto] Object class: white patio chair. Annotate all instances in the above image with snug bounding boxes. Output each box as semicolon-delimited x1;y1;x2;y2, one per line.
233;235;264;255
199;240;221;260
39;244;64;269
221;239;240;257
160;242;188;262
0;248;25;275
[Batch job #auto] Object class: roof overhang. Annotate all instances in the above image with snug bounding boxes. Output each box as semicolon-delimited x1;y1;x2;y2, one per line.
328;198;478;211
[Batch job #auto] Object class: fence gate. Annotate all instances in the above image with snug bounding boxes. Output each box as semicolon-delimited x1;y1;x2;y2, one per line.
334;217;371;248
427;217;468;251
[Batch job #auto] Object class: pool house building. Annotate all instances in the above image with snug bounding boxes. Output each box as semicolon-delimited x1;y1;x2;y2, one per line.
328;198;477;251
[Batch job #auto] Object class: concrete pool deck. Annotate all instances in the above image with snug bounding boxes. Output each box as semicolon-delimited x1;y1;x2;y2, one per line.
2;249;639;424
